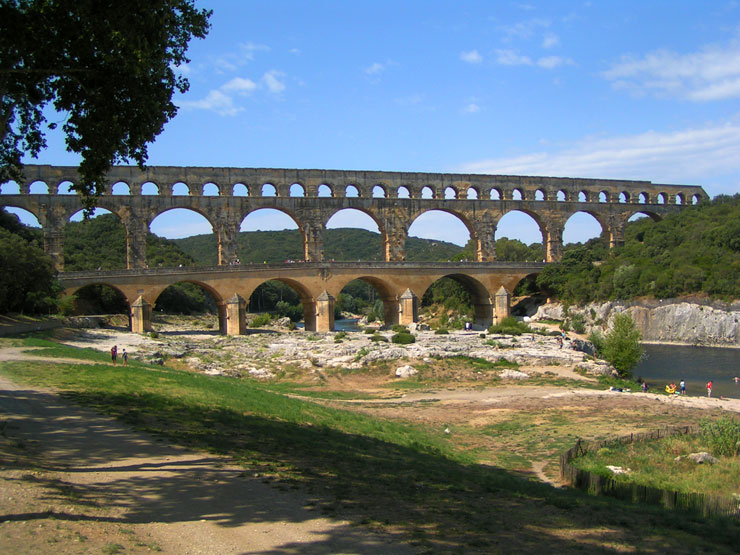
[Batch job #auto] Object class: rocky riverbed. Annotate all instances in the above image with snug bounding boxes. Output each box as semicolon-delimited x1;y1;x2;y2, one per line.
61;318;614;382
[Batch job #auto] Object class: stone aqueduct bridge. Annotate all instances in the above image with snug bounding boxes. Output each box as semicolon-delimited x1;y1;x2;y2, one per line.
2;164;707;333
58;262;545;334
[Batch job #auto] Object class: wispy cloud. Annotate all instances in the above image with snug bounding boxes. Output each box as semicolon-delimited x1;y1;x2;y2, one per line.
498;18;551;42
262;70;286;93
463;103;481;114
542;33;560;49
365;62;386;75
603;35;740;101
460;50;483;64
459;120;740;190
495;49;572;70
180;71;286;116
537;55;573;69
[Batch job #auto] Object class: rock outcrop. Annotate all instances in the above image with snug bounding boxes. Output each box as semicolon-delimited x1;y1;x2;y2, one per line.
534;299;740;347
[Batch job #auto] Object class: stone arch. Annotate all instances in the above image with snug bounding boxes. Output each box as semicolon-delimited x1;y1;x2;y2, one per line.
325;207;384;261
407;208;475;253
511;188;524;200
239;207;303;262
489;187;502;200
556;190;567;201
1;205;42;227
397;186;411;199
444;186;458;199
421;186;435;199
65;282;130;316
233;183;249;196
619;191;629;203
495;208;545;244
372;184;387;198
656;192;667;204
599;191;608;203
345;184;360;198
534;189;546;201
578;190;589;202
29;180;49;194
317;184;333;197
333;276;399;327
562;211;606;245
420;273;494;328
675;193;684;205
638;192;649;204
261;183;278;197
110;181;131;195
466;187;479;200
0;180;20;194
55;180;76;195
246;277;316;330
149;206;216;233
290;183;305;197
141;181;159;195
172;182;190;196
691;194;702;205
202;182;220;196
627;209;662;222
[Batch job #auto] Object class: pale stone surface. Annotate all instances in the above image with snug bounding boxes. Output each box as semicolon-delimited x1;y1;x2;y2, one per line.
395;365;418;378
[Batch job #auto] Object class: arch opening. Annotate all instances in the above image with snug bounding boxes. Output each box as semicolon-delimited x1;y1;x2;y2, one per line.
421;186;434;199
67;283;129;317
444;186;457;199
466;187;479;200
239;208;302;263
397;186;410;199
336;278;395;328
203;182;220;196
142;181;159;195
372;185;387;198
248;279;311;328
1;180;20;194
407;210;472;259
345;185;360;198
65;209;127;270
172;182;190;196
29;180;49;194
290;183;305;197
556;190;566;201
495;210;543;250
57;180;75;195
318;184;333;198
111;181;130;195
153;281;220;333
325;208;382;261
563;212;604;246
261;183;277;197
2;207;41;229
421;274;490;330
535;189;545;201
233;183;249;196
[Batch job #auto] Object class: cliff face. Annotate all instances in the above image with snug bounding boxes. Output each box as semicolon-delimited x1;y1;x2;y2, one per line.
533;299;740;348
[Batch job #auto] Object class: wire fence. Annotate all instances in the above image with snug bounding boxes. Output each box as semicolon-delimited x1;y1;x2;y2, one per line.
560;426;740;520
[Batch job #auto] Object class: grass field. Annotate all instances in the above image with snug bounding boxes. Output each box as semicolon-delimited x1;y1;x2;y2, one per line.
2;335;739;553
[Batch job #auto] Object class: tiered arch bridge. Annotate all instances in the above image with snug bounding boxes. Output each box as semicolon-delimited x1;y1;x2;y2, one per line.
2;165;707;333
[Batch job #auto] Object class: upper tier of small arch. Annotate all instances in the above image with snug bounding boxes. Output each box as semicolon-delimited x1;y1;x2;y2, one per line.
3;165;708;205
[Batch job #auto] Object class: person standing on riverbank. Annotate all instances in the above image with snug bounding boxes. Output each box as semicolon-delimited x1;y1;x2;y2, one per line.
680;379;686;395
706;380;713;398
110;345;117;364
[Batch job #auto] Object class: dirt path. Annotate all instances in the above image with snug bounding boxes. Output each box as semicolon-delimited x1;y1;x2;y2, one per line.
0;371;411;554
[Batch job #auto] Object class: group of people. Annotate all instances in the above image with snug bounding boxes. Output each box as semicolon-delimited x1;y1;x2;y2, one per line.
664;380;687;395
110;345;128;365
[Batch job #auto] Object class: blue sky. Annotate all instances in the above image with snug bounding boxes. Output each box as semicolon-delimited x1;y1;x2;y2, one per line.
7;0;740;246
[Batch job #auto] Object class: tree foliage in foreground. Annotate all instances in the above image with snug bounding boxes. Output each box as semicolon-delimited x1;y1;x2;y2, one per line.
0;0;211;212
537;195;740;302
589;313;643;377
0;226;58;313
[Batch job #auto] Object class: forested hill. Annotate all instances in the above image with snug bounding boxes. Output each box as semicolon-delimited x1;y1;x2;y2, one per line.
537;194;740;302
175;228;464;265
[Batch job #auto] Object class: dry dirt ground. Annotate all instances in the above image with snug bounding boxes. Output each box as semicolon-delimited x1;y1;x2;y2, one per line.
1;330;739;554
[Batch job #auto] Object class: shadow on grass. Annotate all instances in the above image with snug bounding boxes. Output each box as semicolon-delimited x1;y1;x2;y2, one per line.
2;380;738;554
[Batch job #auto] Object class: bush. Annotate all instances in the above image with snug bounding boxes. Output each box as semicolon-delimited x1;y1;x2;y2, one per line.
700;415;740;457
391;332;416;344
334;331;347;340
569;313;586;334
250;313;272;327
370;334;389;343
391;324;409;333
488;317;531;336
364;327;376;334
599;313;643;377
434;328;449;335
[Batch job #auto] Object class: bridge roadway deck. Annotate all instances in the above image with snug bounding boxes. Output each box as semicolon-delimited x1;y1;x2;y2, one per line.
58;261;547;333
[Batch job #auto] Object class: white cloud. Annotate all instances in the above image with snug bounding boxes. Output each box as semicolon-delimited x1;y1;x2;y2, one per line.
498;18;551;42
460;50;483;64
459;120;740;189
262;70;286;93
542;33;560;49
537;56;573;69
603;37;740;101
495;49;532;66
179;89;242;117
222;77;258;94
365;62;385;75
463;103;481;114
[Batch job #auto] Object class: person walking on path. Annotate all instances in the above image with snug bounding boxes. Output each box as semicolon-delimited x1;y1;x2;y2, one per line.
110;345;118;364
706;380;713;398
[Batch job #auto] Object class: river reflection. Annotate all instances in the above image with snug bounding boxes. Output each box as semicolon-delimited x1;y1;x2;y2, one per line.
634;344;740;399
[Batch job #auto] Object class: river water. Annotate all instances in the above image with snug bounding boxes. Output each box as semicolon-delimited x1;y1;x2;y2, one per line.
634;344;740;399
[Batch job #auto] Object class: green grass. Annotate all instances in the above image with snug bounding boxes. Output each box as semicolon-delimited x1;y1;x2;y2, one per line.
572;433;740;496
2;337;740;552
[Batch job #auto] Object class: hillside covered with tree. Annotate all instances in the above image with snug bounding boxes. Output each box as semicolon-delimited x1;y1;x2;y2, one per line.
537;194;740;303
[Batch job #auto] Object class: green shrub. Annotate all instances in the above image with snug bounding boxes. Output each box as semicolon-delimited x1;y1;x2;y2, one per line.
600;313;643;377
570;313;586;334
364;327;376;334
391;324;409;333
435;328;449;335
370;334;389;343
391;332;416;344
335;331;347;340
700;415;740;457
251;313;271;327
488;317;531;336
148;330;159;339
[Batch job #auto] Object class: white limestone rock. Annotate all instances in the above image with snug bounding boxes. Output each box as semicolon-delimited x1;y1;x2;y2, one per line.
499;369;530;380
395;365;418;378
